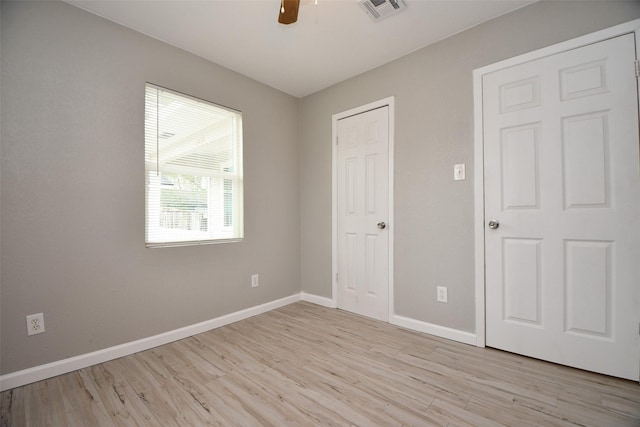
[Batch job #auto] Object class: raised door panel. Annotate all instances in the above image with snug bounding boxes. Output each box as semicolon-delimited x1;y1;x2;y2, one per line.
502;238;542;326
564;240;612;337
501;124;540;210
562;112;610;209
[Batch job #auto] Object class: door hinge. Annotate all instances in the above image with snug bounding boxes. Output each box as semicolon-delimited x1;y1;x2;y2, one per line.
635;59;640;78
336;136;339;145
336;273;339;283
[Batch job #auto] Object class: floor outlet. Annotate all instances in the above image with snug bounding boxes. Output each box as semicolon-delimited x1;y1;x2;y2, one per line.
251;274;259;288
26;313;45;336
436;286;448;303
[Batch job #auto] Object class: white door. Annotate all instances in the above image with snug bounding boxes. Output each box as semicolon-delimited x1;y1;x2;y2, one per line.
337;107;389;321
483;34;640;380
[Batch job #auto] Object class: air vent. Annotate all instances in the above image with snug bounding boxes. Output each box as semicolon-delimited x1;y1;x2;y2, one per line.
359;0;407;22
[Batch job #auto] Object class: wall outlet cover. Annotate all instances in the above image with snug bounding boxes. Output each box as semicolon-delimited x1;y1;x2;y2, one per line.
26;313;45;336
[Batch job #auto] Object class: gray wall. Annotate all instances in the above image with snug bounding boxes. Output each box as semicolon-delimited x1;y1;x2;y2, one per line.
1;1;300;374
3;0;639;376
299;1;640;333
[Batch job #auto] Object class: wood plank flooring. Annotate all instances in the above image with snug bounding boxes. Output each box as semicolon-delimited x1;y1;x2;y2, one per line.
2;301;639;426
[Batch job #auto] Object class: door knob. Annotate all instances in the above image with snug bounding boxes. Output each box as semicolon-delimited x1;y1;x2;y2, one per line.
377;222;386;230
488;220;499;229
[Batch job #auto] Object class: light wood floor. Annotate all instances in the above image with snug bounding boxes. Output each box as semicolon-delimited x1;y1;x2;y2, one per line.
1;302;639;426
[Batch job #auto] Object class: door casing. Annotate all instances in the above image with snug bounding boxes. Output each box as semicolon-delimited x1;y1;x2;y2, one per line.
332;97;395;317
473;19;640;348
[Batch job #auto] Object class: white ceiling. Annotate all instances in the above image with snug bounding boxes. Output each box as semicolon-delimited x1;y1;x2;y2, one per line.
65;0;533;98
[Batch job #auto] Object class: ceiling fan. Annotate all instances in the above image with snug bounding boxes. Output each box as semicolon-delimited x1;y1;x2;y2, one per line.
278;0;301;25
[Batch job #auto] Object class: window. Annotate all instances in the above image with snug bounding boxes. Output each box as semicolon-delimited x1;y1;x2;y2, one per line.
144;84;243;247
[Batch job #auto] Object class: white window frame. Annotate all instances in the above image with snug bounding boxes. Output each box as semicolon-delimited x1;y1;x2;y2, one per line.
144;83;243;248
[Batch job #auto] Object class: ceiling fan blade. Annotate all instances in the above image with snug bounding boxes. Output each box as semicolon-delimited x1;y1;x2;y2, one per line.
278;0;300;25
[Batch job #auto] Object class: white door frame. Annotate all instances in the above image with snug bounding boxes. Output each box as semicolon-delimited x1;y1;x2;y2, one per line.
332;97;395;318
473;19;640;348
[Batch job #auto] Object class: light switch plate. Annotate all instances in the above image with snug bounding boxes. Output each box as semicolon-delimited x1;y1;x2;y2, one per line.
437;286;448;303
454;164;465;181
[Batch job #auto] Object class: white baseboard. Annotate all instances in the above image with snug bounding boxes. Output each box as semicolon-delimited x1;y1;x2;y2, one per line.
391;314;477;346
300;292;336;308
0;293;301;392
1;294;478;391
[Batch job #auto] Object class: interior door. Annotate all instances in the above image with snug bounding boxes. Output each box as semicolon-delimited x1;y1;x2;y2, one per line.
337;106;389;321
483;33;640;380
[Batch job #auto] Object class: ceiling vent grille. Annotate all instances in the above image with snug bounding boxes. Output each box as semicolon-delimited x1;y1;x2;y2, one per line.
359;0;407;22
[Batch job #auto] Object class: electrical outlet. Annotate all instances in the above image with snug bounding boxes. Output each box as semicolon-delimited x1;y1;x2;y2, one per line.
26;313;45;336
251;274;259;288
436;286;448;303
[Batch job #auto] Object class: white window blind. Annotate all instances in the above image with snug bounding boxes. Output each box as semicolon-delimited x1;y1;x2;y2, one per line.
144;84;243;247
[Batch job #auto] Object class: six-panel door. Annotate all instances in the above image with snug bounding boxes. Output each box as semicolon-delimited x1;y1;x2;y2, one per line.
483;34;640;380
337;107;390;321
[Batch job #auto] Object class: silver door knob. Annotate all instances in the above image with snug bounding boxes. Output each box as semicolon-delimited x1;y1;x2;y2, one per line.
488;220;499;229
377;222;386;230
